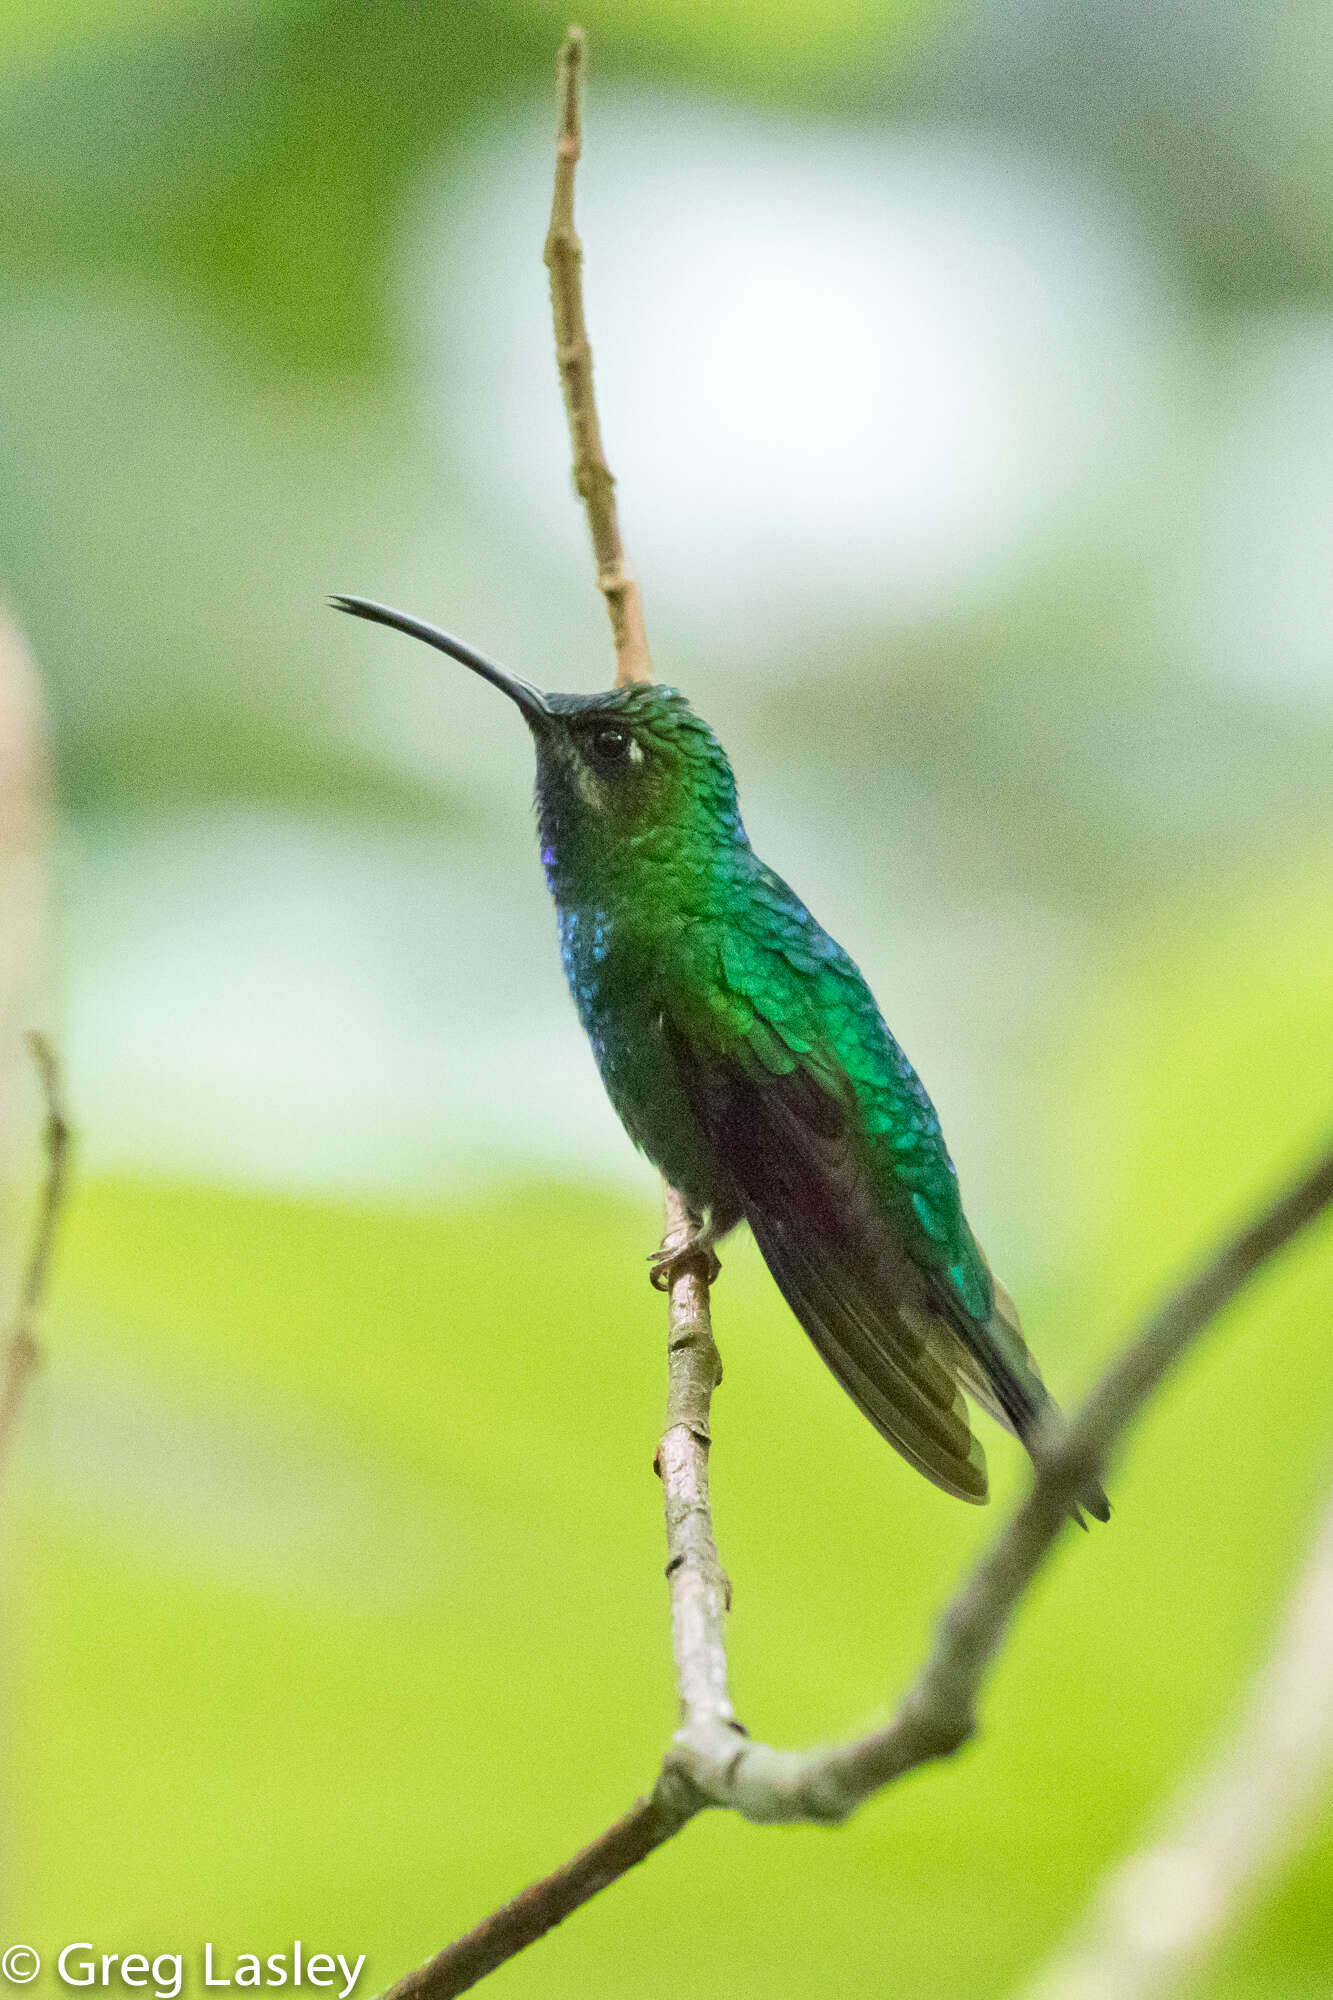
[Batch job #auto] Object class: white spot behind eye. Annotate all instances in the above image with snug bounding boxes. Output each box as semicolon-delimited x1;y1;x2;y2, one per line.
627;738;645;768
574;761;603;811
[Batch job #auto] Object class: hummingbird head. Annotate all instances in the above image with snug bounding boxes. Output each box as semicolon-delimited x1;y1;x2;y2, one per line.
331;596;745;908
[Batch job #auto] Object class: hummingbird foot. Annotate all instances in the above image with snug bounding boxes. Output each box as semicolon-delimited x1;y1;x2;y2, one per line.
648;1221;722;1292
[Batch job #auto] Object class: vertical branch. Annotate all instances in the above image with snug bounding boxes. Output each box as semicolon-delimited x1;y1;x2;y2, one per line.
543;12;735;1776
0;605;55;1473
657;1186;736;1741
377;37;731;1996
0;1032;69;1479
544;26;654;688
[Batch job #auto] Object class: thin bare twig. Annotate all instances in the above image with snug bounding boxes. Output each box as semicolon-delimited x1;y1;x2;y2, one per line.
1019;1471;1333;2000
380;1795;687;2000
0;1032;69;1476
543;24;654;688
377;26;1333;2000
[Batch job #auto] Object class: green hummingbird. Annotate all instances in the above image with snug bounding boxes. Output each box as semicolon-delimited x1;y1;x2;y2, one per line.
332;595;1108;1520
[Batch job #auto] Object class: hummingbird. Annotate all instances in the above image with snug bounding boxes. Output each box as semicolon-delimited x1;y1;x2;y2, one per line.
332;595;1108;1520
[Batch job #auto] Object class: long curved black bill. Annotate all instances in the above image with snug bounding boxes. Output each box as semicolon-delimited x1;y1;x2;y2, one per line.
330;595;550;722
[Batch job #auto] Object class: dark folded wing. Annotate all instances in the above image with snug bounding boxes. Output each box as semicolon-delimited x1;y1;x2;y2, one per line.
681;1047;989;1503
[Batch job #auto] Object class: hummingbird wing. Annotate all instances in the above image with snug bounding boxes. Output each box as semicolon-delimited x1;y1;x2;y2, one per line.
661;876;1103;1512
660;917;989;1500
690;1047;991;1502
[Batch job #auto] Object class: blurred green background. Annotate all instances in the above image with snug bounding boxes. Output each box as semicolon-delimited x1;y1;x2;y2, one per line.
2;1;1332;1994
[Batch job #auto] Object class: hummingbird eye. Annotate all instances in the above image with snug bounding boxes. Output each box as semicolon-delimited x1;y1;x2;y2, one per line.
589;723;633;765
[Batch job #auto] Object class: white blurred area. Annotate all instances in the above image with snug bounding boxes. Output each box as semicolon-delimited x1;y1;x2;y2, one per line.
36;87;1332;1215
1165;312;1333;709
64;809;634;1194
407;93;1186;671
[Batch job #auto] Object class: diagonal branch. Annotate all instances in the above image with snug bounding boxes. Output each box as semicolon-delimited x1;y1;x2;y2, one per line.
671;1136;1333;1823
380;1794;688;2000
0;1032;70;1479
389;1137;1333;1997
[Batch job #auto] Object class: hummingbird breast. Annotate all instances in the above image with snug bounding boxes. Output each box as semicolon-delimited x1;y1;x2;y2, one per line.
555;899;730;1215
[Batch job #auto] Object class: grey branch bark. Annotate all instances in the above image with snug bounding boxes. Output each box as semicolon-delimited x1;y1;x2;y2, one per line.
656;1184;738;1742
375;26;1333;2000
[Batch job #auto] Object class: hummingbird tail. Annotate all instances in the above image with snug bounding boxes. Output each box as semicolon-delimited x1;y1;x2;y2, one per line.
916;1275;1110;1525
